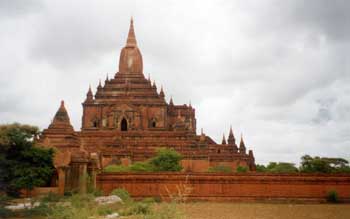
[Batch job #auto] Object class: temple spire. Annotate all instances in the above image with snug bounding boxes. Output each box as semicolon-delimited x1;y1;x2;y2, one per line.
160;85;165;97
169;96;174;105
126;17;137;47
227;125;235;145
222;133;227;145
118;18;143;74
47;100;74;132
239;133;246;154
85;85;93;102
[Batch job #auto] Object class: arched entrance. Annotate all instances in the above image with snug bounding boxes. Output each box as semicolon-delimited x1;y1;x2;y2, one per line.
121;118;128;131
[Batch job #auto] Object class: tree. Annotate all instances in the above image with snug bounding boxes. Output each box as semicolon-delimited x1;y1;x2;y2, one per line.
267;162;298;173
300;155;350;173
0;123;55;196
255;162;298;173
149;148;182;171
255;164;267;172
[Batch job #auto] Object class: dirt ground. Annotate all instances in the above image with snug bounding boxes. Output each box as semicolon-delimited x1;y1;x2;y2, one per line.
179;202;350;219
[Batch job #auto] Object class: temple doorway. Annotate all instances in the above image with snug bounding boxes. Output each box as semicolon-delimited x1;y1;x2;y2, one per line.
121;118;128;131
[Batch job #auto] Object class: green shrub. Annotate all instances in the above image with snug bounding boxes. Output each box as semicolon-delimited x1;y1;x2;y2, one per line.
327;190;339;203
150;148;183;172
41;192;62;203
0;207;13;218
131;202;151;215
23;202;52;217
103;164;130;172
111;188;131;201
236;166;248;173
208;165;232;173
97;205;114;216
142;197;156;203
130;161;154;172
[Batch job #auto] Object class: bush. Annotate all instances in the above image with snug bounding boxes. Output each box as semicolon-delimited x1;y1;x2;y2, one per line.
0;207;13;218
150;148;183;172
208;165;232;173
130;202;151;215
130;161;154;172
41;192;62;203
103;164;130;172
236;166;248;173
111;188;131;202
23;202;52;217
97;205;114;216
0;194;13;218
327;190;339;203
142;197;156;203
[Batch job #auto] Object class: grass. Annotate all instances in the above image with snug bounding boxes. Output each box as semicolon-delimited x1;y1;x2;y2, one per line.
179;202;350;219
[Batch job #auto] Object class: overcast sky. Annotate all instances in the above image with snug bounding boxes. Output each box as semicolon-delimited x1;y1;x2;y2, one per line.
1;0;349;165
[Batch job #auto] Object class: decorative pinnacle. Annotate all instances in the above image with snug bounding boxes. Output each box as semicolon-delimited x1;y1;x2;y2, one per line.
152;80;157;89
126;17;137;47
240;133;246;148
160;85;165;97
222;133;227;144
60;100;65;107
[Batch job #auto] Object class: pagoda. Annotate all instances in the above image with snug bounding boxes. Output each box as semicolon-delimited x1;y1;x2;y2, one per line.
39;18;256;172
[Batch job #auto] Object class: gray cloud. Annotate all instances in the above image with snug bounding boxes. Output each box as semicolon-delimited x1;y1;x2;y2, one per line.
0;0;350;164
0;0;43;18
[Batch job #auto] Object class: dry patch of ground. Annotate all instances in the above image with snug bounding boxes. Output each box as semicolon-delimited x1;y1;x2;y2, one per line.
179;202;350;219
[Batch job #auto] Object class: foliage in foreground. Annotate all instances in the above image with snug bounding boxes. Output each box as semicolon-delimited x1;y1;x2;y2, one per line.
104;148;183;173
326;190;339;203
111;188;131;202
0;123;55;196
3;191;182;219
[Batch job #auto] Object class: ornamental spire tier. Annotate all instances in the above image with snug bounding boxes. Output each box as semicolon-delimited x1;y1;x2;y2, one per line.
47;100;74;132
118;17;143;75
239;134;247;154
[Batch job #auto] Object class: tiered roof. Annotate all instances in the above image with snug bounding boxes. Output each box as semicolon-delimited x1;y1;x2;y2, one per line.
85;18;165;106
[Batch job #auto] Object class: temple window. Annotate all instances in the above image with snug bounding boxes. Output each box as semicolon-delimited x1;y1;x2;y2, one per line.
91;119;98;128
121;118;128;131
152;121;156;128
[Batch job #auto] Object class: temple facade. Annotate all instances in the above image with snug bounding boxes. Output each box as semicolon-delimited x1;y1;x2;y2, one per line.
38;19;256;174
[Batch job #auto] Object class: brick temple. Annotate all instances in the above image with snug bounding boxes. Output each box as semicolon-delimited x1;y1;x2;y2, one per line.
38;18;256;175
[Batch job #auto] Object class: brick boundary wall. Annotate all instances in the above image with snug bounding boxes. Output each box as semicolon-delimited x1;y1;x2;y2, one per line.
97;173;350;202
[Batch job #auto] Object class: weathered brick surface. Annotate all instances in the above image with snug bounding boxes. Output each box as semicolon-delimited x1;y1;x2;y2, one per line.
97;173;350;202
